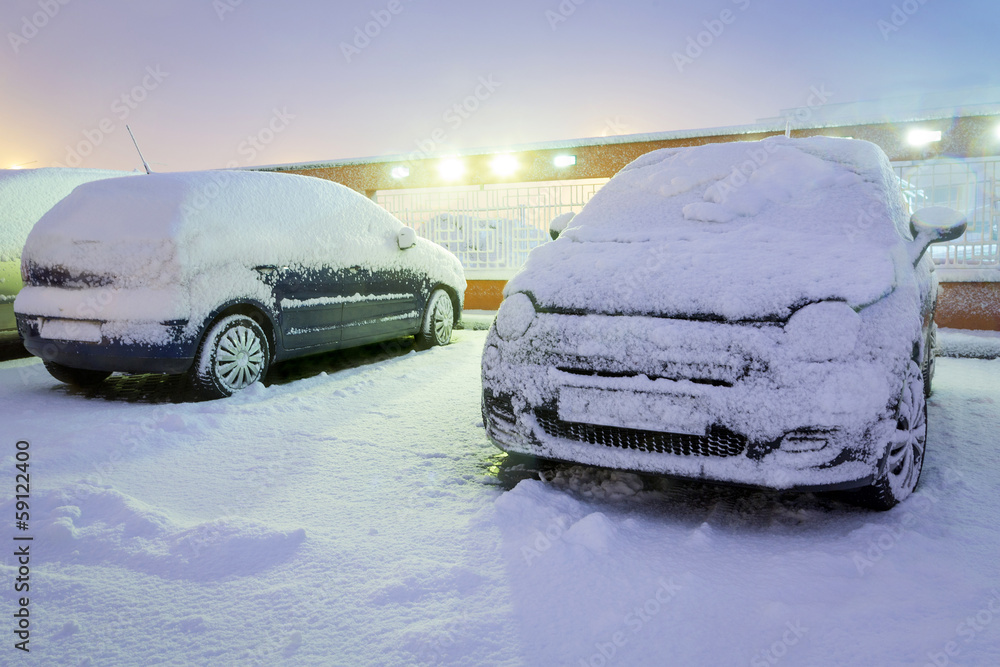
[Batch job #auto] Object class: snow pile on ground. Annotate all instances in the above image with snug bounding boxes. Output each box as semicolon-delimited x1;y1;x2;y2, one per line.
2;331;999;665
33;483;305;580
507;136;907;321
457;309;497;330
939;327;1000;358
0;168;133;262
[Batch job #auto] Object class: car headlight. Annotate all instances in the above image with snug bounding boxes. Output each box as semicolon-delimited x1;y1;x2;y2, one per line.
784;301;860;361
495;292;536;341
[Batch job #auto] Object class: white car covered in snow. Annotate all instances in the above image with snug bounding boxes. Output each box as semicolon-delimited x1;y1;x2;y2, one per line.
0;168;133;338
482;136;966;509
15;170;465;398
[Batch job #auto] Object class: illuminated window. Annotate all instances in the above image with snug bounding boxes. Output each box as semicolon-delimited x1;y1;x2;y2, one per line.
390;166;410;179
490;154;519;176
438;158;465;181
554;155;577;167
907;129;942;146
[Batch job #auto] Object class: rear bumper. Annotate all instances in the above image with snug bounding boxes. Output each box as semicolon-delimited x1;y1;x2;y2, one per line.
17;314;197;374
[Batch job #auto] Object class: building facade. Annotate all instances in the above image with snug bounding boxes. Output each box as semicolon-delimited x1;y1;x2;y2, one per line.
261;113;1000;329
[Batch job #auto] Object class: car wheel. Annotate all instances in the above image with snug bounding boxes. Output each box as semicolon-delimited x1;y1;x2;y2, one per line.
415;289;454;349
855;361;926;510
43;361;111;387
191;315;270;399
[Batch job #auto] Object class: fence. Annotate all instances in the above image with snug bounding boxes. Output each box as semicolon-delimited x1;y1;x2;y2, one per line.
894;158;1000;268
377;159;1000;278
375;179;607;277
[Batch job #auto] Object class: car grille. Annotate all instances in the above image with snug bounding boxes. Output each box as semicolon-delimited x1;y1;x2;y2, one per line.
535;408;746;458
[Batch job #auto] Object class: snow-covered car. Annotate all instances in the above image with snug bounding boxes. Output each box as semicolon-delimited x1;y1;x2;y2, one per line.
1;168;133;338
15;170;466;398
482;137;966;510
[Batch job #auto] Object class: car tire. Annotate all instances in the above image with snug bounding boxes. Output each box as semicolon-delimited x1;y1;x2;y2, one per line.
191;315;270;399
854;361;926;510
43;361;111;387
922;326;937;398
415;289;454;350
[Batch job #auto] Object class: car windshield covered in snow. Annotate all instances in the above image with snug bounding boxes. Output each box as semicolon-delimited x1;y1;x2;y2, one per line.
483;136;966;510
15;170;466;398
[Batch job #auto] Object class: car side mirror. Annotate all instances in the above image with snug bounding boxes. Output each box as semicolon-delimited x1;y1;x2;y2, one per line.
549;212;575;240
908;207;967;266
397;226;417;250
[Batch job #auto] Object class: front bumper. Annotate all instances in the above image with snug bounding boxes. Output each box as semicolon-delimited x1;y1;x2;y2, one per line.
17;314;198;374
481;312;899;492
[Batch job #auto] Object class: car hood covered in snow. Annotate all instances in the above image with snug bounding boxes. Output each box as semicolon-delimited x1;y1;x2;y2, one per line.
505;136;910;321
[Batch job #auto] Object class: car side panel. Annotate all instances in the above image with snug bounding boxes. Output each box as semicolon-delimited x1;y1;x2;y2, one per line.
267;265;345;351
340;267;423;344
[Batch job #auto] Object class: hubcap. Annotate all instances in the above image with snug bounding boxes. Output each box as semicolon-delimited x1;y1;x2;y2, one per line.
887;362;926;495
215;325;265;391
433;298;453;344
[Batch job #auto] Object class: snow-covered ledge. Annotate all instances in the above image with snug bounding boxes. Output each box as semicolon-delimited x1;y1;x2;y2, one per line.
935;266;1000;283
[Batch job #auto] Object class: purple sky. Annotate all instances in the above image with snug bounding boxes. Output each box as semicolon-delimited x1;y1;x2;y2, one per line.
2;0;997;172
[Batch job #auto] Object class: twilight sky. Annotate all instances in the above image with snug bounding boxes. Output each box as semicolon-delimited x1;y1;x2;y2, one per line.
1;0;997;172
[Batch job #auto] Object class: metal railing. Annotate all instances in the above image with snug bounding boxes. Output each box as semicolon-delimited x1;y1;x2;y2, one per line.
375;179;607;277
378;159;1000;277
894;158;1000;269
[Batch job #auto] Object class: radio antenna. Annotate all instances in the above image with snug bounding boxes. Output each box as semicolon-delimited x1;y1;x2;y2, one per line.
126;125;152;174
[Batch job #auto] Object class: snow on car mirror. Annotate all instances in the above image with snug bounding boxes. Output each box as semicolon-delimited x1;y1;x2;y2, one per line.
908;206;967;266
397;226;417;250
549;211;575;240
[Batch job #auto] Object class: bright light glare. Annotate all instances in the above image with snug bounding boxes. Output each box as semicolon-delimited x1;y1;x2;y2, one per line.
907;129;942;146
438;158;465;180
390;165;409;179
553;154;577;167
490;154;518;176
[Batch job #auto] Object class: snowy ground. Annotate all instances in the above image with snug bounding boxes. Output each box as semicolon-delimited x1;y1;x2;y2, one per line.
2;329;999;666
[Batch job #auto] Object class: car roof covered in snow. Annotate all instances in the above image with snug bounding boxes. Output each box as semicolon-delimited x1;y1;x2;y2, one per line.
23;170;413;272
506;136;911;321
0;168;134;261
